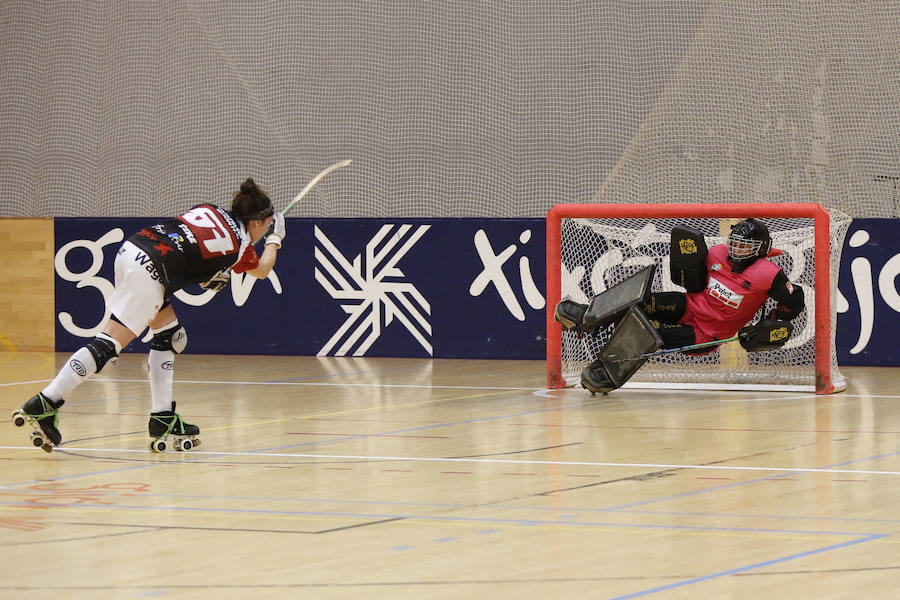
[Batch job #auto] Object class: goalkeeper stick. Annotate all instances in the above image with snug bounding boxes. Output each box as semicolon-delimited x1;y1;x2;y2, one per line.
608;335;741;363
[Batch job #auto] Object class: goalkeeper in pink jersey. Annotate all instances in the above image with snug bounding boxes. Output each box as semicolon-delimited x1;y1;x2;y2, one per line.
555;218;805;393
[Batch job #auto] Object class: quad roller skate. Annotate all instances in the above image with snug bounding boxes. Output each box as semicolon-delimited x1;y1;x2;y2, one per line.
148;402;201;453
12;394;64;453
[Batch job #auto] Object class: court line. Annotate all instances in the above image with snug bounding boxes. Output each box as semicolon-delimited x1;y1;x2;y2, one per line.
0;499;875;537
603;449;900;511
11;377;896;398
3;446;900;476
0;393;585;489
0;379;53;388
606;534;885;600
12;488;900;526
91;378;541;391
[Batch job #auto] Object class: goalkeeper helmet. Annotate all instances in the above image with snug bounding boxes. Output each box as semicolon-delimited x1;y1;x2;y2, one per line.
727;218;771;273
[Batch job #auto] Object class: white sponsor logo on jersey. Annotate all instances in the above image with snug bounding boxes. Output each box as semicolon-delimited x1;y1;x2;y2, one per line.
707;276;744;309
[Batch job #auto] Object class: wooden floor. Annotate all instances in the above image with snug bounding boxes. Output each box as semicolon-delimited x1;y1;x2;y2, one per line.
1;352;900;599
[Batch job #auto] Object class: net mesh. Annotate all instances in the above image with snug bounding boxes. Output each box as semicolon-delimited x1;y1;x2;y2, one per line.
559;212;852;390
2;3;900;218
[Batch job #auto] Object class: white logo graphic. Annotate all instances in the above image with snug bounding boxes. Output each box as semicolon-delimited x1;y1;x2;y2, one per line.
837;228;900;354
470;229;545;321
315;224;432;356
55;228;125;337
706;276;744;309
55;228;280;339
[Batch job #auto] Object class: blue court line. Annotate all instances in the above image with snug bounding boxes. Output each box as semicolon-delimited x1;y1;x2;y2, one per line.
10;485;900;528
0;499;875;536
248;401;577;454
0;463;159;490
494;503;900;525
604;533;885;600
615;508;900;525
10;490;461;509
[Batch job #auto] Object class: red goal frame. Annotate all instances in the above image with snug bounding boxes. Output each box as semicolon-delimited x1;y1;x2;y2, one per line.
546;203;837;394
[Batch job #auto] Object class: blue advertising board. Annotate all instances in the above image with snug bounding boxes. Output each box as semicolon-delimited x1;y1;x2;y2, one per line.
835;219;900;366
52;216;900;365
54;218;547;359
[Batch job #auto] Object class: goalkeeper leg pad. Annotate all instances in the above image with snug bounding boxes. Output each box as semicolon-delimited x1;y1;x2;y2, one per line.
670;225;709;293
582;265;656;333
583;306;664;393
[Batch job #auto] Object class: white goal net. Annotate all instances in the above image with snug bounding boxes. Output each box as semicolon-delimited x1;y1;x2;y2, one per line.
548;204;852;394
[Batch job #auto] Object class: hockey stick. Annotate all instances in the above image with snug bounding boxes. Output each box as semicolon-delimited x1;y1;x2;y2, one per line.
248;159;353;245
209;159;353;287
281;159;353;217
608;335;741;363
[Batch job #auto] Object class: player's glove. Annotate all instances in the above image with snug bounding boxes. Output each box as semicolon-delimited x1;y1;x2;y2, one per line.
265;212;286;248
738;319;793;352
200;269;231;292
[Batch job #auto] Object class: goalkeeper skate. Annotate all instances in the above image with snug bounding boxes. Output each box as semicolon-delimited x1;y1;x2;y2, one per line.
554;300;588;334
149;402;201;453
12;394;64;452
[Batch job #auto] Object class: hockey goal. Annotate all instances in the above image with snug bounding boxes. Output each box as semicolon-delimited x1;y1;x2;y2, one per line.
547;203;852;394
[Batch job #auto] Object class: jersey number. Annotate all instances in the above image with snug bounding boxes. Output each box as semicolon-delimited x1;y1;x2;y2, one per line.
180;207;236;257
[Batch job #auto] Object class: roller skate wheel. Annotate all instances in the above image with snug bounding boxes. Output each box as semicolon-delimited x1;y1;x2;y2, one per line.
30;432;44;447
12;412;26;427
180;439;193;452
150;439;166;453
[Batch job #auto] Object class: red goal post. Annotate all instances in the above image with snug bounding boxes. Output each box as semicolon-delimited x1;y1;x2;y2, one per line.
546;203;843;394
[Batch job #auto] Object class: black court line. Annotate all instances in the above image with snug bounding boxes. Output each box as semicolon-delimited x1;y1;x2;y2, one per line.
0;528;159;546
47;518;403;535
4;564;899;589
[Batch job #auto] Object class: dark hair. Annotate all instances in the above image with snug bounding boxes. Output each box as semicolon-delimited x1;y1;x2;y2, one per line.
231;178;273;225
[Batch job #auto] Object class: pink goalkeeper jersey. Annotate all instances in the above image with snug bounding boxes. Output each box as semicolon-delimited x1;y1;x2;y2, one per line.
681;244;782;344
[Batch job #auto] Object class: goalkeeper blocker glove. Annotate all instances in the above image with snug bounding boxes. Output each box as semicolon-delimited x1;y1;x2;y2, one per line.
738;319;793;352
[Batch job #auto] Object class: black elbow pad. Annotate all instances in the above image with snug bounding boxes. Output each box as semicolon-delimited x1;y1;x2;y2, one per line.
769;284;805;321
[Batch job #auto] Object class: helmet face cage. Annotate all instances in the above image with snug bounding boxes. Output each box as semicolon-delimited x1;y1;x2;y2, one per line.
727;218;771;270
727;234;765;260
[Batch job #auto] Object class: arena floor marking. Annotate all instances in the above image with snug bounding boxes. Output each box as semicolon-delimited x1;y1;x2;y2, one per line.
2;446;900;476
